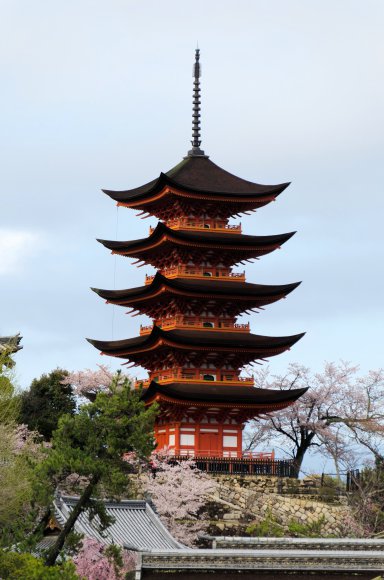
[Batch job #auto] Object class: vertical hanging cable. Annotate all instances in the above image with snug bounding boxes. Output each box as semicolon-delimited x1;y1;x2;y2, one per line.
111;205;119;339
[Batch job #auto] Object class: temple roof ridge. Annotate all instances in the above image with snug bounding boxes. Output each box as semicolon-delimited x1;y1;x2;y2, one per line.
102;156;290;202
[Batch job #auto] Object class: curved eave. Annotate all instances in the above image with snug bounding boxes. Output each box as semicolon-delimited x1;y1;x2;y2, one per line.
103;177;289;204
87;329;305;357
140;381;307;407
96;223;295;254
102;157;290;203
0;333;23;353
91;274;301;305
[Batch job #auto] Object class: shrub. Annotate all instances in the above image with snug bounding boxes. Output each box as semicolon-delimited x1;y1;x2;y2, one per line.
246;510;284;537
0;550;78;579
288;515;326;537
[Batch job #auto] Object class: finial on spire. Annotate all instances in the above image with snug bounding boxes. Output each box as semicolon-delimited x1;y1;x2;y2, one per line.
187;48;207;157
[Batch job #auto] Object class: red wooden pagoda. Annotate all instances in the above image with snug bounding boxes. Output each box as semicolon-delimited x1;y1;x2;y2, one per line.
89;49;305;460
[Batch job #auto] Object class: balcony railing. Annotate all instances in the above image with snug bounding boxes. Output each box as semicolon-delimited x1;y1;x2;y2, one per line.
135;374;254;388
171;456;295;477
149;219;242;235
170;450;275;460
145;267;246;285
140;319;250;335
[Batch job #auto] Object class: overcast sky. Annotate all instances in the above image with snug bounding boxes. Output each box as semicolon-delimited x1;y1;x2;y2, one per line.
1;0;383;404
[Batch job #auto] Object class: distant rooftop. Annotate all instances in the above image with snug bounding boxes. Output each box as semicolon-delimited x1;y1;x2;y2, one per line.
0;333;22;355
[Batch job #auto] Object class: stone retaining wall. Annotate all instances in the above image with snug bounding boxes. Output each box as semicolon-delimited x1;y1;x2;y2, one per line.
208;476;352;537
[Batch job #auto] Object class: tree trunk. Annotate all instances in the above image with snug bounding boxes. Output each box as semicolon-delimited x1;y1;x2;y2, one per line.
292;432;315;478
45;474;100;566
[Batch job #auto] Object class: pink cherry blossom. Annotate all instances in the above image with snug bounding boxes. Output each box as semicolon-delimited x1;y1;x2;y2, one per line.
143;453;216;546
245;362;384;477
73;537;137;580
62;365;124;399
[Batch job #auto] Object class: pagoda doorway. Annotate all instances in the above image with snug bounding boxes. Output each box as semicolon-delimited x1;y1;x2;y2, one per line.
199;431;220;457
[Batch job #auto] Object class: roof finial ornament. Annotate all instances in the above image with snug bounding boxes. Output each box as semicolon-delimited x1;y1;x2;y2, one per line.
187;47;207;157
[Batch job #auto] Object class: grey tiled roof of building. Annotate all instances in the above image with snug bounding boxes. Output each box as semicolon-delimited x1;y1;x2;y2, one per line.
0;333;22;353
53;495;183;551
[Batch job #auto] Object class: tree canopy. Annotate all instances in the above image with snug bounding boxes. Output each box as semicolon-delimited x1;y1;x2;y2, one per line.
19;369;76;440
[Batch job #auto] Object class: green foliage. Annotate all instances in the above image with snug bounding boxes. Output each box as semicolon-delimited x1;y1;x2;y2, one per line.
37;373;157;564
246;510;284;537
38;374;156;500
318;476;340;502
246;510;327;539
19;369;76;440
0;550;78;579
104;543;125;578
0;352;41;547
0;351;19;425
288;515;326;537
0;430;39;546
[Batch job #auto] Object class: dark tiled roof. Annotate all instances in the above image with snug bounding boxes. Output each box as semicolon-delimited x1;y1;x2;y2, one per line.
0;333;22;353
97;222;295;253
102;156;289;202
87;328;305;355
141;381;307;405
92;273;301;302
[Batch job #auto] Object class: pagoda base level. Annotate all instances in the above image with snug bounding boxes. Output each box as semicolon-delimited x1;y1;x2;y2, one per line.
155;422;243;458
166;455;296;478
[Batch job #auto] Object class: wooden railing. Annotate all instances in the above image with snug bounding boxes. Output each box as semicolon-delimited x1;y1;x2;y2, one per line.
140;320;250;335
135;374;254;388
171;450;275;460
172;455;295;477
145;267;246;285
150;219;241;234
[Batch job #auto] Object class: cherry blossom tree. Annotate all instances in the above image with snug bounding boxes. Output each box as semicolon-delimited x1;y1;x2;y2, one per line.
143;453;216;546
326;369;384;466
73;538;137;580
245;362;384;477
62;365;115;401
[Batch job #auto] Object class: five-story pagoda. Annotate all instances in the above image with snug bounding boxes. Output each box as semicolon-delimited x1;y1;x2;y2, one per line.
89;49;305;460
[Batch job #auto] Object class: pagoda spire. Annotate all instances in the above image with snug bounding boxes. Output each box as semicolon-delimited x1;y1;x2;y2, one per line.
187;47;206;157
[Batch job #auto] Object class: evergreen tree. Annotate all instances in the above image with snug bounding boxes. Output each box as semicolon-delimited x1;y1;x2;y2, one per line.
36;372;157;566
19;369;76;440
